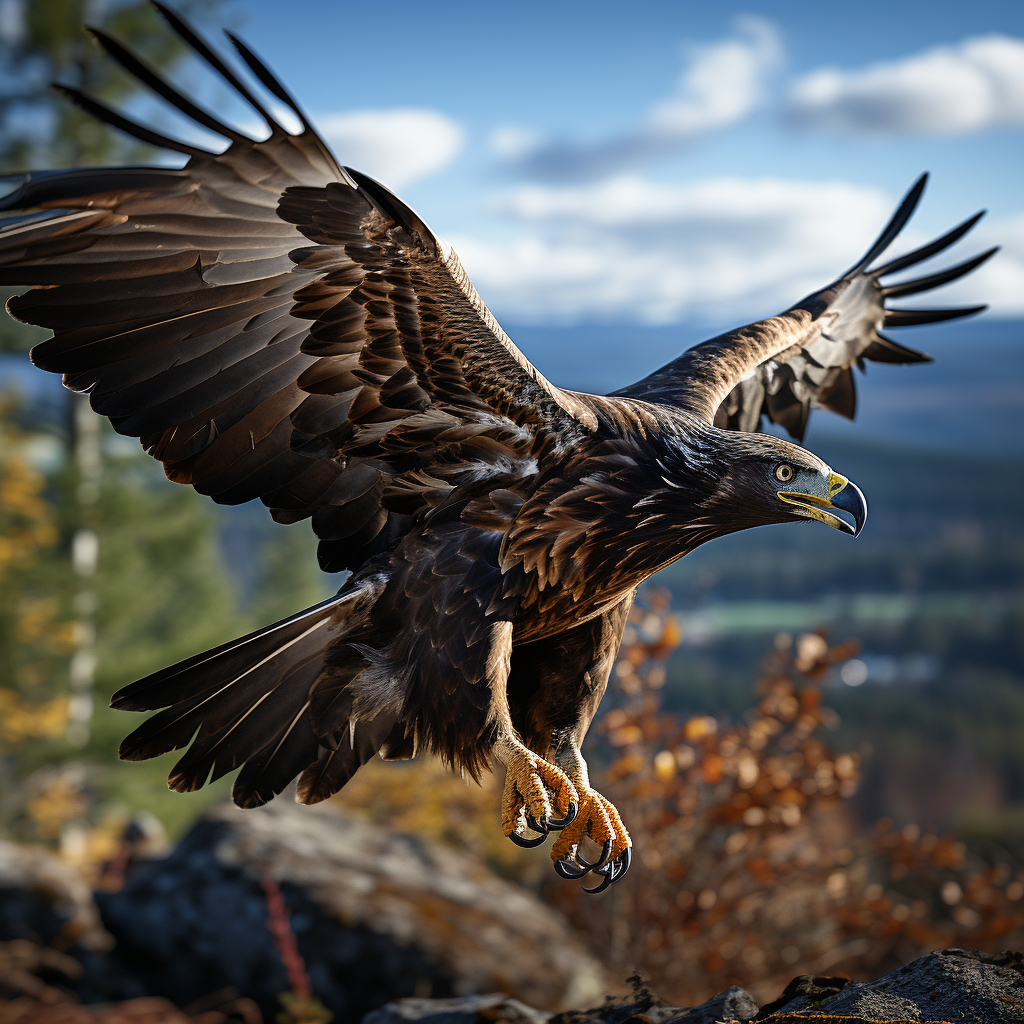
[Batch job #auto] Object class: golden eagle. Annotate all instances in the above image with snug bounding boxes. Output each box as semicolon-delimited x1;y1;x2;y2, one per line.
1;6;994;892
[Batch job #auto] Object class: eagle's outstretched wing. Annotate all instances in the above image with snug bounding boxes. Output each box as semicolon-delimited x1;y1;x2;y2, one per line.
0;4;595;574
614;175;997;441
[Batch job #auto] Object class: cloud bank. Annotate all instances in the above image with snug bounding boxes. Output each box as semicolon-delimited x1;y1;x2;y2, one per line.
316;108;464;188
453;177;894;324
789;34;1024;136
494;17;780;182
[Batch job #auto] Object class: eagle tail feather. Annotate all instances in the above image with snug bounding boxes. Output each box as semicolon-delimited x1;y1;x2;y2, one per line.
112;576;390;808
295;714;399;806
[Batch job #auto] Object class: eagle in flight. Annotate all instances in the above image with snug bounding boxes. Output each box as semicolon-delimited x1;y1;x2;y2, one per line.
1;5;994;893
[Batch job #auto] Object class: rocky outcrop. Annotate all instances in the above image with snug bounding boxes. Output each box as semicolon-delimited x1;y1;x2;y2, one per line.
757;948;1024;1022
5;812;1022;1024
198;801;603;1011
0;802;602;1022
365;948;1024;1023
0;839;111;954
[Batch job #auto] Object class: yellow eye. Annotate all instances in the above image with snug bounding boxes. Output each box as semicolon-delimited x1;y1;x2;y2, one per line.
775;464;794;483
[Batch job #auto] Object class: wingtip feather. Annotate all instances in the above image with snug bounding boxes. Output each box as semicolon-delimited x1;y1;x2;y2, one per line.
884;304;987;327
150;0;286;136
850;173;929;274
882;247;999;299
871;211;987;279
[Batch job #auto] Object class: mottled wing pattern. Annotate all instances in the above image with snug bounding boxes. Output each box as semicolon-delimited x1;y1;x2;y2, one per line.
0;7;594;573
614;175;996;441
273;175;597;571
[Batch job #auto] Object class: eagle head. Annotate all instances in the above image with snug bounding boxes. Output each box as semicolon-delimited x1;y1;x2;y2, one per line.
655;425;868;542
701;430;868;538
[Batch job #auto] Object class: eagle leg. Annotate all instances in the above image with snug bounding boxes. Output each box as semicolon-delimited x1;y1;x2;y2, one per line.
494;734;579;847
550;735;632;892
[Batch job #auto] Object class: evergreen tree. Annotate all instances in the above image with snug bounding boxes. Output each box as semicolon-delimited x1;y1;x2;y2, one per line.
0;1;332;842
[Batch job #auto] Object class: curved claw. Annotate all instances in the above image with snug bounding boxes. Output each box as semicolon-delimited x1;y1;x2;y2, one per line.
525;814;550;837
581;847;632;894
575;837;612;871
553;857;589;879
582;864;615;895
611;846;632;882
545;801;578;831
508;829;548;849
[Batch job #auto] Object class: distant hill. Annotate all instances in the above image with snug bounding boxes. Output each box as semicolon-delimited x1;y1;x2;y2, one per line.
655;433;1024;603
5;315;1021;453
511;316;1024;456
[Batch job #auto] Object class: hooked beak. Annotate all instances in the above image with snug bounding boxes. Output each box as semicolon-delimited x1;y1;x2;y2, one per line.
778;472;867;537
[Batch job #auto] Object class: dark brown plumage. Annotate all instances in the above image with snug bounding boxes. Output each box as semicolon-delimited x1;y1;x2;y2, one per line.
1;5;995;890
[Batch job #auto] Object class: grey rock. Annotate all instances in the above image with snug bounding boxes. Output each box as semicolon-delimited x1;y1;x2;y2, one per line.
364;947;1024;1023
0;839;111;952
362;992;551;1023
544;974;758;1023
1;801;604;1021
667;984;759;1022
759;948;1024;1022
207;801;604;1011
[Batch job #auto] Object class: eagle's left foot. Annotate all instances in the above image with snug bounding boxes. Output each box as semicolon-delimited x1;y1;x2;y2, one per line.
495;735;579;848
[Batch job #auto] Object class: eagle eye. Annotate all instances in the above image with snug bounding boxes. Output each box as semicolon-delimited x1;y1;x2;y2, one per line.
775;464;794;483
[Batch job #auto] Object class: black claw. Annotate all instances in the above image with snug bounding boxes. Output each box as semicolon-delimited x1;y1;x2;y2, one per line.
580;847;632;893
508;830;547;849
610;847;632;883
545;801;578;831
525;814;549;836
576;837;612;871
582;865;615;895
554;857;589;879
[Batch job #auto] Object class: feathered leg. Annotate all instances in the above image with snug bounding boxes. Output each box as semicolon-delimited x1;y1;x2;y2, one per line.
486;622;579;847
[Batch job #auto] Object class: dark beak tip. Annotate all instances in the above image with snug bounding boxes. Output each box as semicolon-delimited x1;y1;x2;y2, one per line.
832;481;868;538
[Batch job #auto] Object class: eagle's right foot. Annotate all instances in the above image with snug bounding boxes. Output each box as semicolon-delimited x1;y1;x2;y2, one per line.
550;787;632;892
494;735;579;848
550;734;632;893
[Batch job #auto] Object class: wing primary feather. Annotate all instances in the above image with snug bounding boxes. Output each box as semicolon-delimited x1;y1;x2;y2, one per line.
884;305;987;327
882;248;999;298
862;333;933;364
871;211;986;278
224;31;311;129
86;27;252;143
151;1;285;135
850;173;928;273
51;84;215;157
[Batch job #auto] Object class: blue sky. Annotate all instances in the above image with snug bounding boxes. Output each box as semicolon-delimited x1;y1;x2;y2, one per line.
6;0;1023;455
177;0;1024;333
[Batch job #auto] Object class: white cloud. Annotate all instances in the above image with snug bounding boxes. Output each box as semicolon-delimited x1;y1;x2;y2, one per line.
648;16;781;138
789;35;1024;136
453;177;894;324
315;109;464;189
495;17;780;182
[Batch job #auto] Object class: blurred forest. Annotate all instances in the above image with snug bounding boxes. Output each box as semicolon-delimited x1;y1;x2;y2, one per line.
0;0;330;844
2;0;1024;1018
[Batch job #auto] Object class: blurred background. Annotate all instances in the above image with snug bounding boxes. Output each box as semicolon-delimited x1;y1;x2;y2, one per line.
1;0;1023;1020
